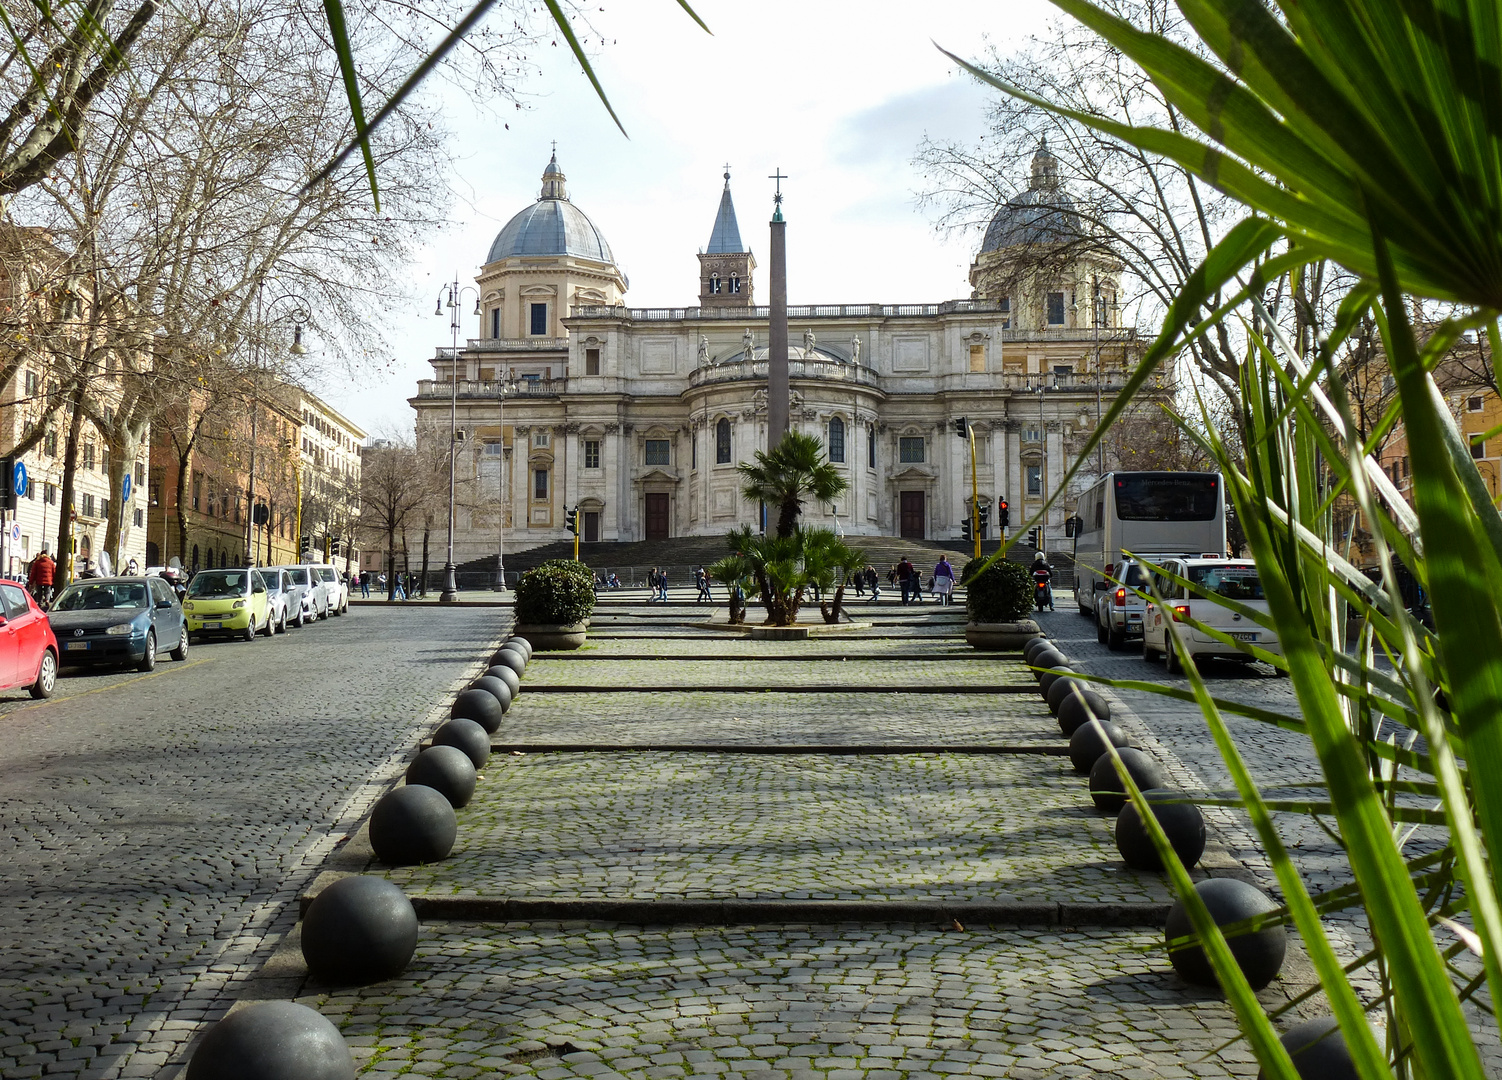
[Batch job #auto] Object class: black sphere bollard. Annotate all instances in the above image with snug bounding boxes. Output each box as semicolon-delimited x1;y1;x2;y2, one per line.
432;717;490;768
486;665;521;698
493;649;526;676
1057;688;1112;736
1037;667;1076;698
451;689;504;734
369;785;457;866
1047;674;1090;715
505;636;533;661
1068;719;1130;774
186;1001;355;1080
1023;637;1052;663
1258;1016;1359;1080
1115;788;1206;871
405;745;478;808
1031;647;1068;677
301;876;419;985
470;675;513;714
1088;746;1165;814
1166;877;1286;990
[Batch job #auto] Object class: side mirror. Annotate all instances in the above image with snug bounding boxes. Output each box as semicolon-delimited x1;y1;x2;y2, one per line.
157;599;173;609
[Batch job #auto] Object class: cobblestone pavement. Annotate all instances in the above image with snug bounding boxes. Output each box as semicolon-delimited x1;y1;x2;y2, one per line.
0;607;504;1079
379;752;1174;904
519;660;1024;690
304;922;1264;1080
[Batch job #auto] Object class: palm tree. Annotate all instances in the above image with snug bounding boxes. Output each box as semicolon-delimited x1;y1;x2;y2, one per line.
738;431;848;539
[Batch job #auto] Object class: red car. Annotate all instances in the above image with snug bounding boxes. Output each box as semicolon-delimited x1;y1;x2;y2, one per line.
0;581;58;698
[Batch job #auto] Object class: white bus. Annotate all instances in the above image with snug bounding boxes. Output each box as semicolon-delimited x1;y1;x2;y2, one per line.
1070;471;1227;615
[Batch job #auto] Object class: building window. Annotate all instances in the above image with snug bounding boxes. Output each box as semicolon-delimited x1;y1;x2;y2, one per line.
490;308;501;338
23;370;37;397
1403;456;1410;477
133;508;144;527
644;439;670;466
43;428;56;456
135;461;146;487
1046;292;1065;326
533;431;550;448
1023;428;1042;443
1468;396;1485;412
828;417;845;463
867;426;876;468
729;273;740;294
533;469;548;500
585;348;601;375
716;419;732;464
899;437;925;463
969;344;985;372
692;436;697;470
1000;296;1011;329
529;302;548;336
44;482;56;505
82;493;95;517
1473;439;1486;459
83;443;94;470
192;473;202;510
709;273;721;294
584;439;601;469
1027;465;1042;495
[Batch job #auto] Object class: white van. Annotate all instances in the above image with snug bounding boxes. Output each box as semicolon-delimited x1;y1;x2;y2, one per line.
1141;558;1282;672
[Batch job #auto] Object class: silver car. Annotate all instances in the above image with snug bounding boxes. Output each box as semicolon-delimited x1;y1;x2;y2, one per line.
270;565;325;624
1095;559;1149;650
310;564;348;616
260;568;294;633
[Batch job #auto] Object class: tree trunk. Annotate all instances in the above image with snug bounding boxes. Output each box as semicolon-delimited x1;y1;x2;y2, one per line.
386;524;397;601
101;434;137;565
54;383;86;586
420;518;431;598
728;586;745;625
776;496;799;538
176;447;192;566
821;582;846;624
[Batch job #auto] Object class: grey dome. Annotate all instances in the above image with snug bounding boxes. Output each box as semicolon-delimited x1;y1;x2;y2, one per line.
485;154;616;266
980;140;1084;253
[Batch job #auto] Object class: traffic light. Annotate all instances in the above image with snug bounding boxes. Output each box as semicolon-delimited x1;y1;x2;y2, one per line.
953;416;969;438
977;505;989;535
1030;526;1042;549
565;506;579;535
961;517;972;542
998;499;1010;529
0;455;14;512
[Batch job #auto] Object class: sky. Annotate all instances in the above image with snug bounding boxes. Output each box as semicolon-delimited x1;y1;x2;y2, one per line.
317;0;1057;437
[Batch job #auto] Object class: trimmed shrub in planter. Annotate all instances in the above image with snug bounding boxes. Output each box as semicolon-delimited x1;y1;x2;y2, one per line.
514;560;595;649
962;558;1038;649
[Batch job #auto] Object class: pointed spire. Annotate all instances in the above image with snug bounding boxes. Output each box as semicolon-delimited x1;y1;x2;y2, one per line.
1030;138;1058;191
540;150;567;200
706;166;745;254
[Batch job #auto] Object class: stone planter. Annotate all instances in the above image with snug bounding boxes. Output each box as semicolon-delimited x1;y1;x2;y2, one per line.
512;621;587;650
964;620;1041;651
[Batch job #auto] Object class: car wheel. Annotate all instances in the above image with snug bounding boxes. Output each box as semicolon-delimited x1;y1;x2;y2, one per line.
243;617;256;642
137;631;157;672
1142;635;1159;663
1096;614;1108;643
171;627;189;661
29;649;57;699
1107;624;1126;651
1078;587;1092;616
280;611;288;633
263;610;276;636
295;605;305;628
1165;641;1182;674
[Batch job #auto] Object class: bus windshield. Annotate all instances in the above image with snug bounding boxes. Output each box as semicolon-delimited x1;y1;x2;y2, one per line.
1114;475;1219;521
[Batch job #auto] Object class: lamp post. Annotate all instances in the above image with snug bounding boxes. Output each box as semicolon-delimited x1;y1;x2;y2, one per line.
1035;376;1049;551
436;277;481;603
494;375;517;590
247;284;308;567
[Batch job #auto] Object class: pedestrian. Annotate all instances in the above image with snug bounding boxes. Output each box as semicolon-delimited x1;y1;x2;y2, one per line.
865;564;881;602
394;573;406;601
933;556;955;606
657;568;669;602
851;569;864;598
646;567;658;602
360;571;371;598
696;566;713;603
27;547;55;605
896;557;915;604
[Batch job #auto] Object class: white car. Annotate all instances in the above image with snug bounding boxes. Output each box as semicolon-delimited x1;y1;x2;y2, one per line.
1094;558;1149;651
272;565;327;622
260;568;294;634
310;564;348;616
1141;558;1282;672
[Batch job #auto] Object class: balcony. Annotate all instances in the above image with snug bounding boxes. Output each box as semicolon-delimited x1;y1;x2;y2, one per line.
687;356;883;391
414;378;566;400
457;337;569;352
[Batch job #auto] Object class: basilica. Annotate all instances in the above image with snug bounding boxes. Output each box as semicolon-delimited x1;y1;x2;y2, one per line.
409;147;1155;564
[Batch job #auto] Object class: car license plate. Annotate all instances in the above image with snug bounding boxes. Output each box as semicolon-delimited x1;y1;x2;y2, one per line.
1232;631;1258;642
201;620;220;629
65;641;89;651
1127;617;1142;628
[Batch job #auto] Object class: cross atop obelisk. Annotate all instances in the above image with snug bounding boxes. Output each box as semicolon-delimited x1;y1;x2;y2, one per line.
767;167;790;445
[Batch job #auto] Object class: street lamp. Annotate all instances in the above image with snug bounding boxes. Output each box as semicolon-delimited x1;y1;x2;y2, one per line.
247;284;309;567
494;375;518;590
436;277;481;603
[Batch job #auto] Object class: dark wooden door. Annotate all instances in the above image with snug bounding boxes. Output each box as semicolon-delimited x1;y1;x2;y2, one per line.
584;511;600;543
644;494;670;540
900;491;925;539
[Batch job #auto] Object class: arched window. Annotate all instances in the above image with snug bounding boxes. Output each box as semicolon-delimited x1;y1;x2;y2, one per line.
827;417;845;463
729;273;740;294
192;544;200;570
716;418;732;464
709;272;722;295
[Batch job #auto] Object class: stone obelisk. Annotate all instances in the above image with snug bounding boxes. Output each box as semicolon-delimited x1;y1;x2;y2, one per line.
766;168;790;447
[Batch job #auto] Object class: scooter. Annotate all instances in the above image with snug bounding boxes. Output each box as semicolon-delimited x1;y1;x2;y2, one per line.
1033;568;1055;611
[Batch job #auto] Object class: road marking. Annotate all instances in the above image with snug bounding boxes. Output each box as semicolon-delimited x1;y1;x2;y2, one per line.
0;656;215;719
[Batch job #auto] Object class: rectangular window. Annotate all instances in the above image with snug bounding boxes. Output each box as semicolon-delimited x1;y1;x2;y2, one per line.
1403;456;1410;477
1046;292;1065;325
969;344;985;372
23;370;37;397
828;420;845;463
490;308;501;338
867;427;876;468
716;421;732;464
44;482;56;505
584;440;601;469
1114;474;1220;521
44;428;57;456
82;493;95;517
644;439;671;465
1473;439;1486;459
533;469;548;500
1023;428;1041;443
585;348;601;375
1026;465;1042;496
83;443;95;470
1468;396;1485;412
692;437;697;470
133;508;144;527
899;437;925;463
529;303;548;336
1053;365;1074;377
533;431;549;448
135;461;146;487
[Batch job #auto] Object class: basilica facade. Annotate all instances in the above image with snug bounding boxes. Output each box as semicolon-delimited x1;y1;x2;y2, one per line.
410;149;1159;565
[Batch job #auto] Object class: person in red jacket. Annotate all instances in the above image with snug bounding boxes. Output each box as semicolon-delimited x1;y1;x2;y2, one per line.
27;548;55;604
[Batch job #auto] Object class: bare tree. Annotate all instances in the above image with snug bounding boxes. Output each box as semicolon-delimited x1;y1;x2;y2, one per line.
360;437;426;601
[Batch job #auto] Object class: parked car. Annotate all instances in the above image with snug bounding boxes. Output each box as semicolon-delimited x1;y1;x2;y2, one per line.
1141;557;1282;672
0;580;58;696
182;568;271;641
1094;558;1149;651
49;576;187;671
260;568;294;634
271;565;324;623
311;564;348;616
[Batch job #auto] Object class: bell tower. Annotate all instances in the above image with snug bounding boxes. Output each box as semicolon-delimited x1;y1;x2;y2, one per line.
698;167;755;308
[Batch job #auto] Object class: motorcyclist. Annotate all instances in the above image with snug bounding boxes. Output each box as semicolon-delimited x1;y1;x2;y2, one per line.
1032;550;1055;611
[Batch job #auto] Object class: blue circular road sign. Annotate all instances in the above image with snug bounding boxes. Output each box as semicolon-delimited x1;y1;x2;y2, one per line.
121;473;132;503
13;461;26;498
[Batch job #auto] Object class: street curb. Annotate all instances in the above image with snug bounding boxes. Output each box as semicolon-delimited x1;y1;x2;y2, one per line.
478;742;1070;756
516;684;1038;694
